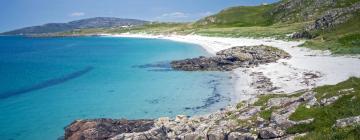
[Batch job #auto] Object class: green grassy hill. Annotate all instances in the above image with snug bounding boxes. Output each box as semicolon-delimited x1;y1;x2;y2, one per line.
196;0;360;26
194;0;360;54
195;4;275;27
31;0;360;54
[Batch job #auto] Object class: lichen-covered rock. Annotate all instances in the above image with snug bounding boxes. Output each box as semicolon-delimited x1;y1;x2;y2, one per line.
258;127;285;139
307;2;360;31
270;102;301;128
207;126;230;140
64;119;154;140
228;132;256;140
292;2;360;39
335;115;360;128
267;97;298;107
238;106;261;120
171;45;290;71
175;115;189;123
320;95;342;106
63;90;329;140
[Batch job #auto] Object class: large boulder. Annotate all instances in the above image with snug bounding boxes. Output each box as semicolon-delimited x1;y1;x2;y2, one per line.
171;45;290;71
258;127;285;139
228;132;256;140
64;119;154;140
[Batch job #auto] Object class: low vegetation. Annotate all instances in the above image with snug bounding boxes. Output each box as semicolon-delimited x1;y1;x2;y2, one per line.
287;77;360;139
34;0;360;54
301;12;360;54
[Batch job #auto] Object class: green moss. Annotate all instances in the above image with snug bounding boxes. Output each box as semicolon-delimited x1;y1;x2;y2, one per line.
287;123;315;134
301;11;360;54
236;102;245;109
338;33;360;47
315;77;360;99
259;108;274;121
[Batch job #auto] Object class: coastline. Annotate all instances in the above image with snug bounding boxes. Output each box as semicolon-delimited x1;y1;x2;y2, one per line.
101;33;360;102
64;33;360;140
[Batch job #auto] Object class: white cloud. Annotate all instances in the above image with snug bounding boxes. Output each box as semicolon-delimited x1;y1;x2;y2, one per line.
69;12;85;17
154;11;214;22
157;12;188;19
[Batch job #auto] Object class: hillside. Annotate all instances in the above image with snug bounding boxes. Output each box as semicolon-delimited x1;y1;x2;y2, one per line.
193;0;360;54
12;0;360;54
196;0;360;26
1;17;148;35
195;4;275;27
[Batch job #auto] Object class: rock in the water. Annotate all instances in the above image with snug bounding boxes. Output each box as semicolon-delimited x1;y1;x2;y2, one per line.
335;115;360;128
171;45;290;71
64;119;154;140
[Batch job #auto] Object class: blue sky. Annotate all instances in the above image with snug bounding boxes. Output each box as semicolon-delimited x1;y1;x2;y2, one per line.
0;0;278;32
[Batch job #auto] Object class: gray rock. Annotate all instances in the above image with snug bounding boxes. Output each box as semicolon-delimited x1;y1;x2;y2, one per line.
64;119;154;140
250;72;278;93
258;127;285;139
181;132;204;140
271;102;301;128
307;2;360;31
267;97;298;107
295;118;314;125
335;115;360;128
207;126;230;140
238;106;261;120
171;45;290;71
228;132;256;140
292;2;360;39
291;31;315;39
320;96;342;106
175;115;189;123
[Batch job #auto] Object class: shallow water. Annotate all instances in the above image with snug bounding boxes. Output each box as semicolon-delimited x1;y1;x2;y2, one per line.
0;36;234;140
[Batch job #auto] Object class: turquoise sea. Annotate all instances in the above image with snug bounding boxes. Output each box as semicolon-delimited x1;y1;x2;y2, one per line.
0;36;233;140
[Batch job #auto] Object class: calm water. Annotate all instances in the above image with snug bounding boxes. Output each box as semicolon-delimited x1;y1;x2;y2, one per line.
0;36;234;140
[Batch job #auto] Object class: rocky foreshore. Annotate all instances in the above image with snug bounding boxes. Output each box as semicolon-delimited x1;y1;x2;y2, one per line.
63;84;360;140
171;45;291;71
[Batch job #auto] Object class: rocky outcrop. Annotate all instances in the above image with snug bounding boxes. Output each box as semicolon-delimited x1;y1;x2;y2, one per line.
64;119;154;140
335;115;360;128
270;0;338;22
258;127;285;139
306;2;360;31
292;2;360;39
62;91;321;140
291;31;316;39
171;45;290;71
62;86;360;140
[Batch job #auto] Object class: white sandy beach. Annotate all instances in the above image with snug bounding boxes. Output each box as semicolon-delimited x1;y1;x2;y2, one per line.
102;33;360;102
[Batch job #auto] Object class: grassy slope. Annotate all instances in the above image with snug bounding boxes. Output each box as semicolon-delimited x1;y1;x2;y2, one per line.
49;0;360;54
195;4;274;27
287;77;360;140
301;12;360;54
231;77;360;139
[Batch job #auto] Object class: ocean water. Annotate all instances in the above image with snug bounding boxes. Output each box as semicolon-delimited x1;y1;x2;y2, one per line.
0;36;234;140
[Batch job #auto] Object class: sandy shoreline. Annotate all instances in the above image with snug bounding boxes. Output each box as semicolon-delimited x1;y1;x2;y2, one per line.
101;33;360;102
